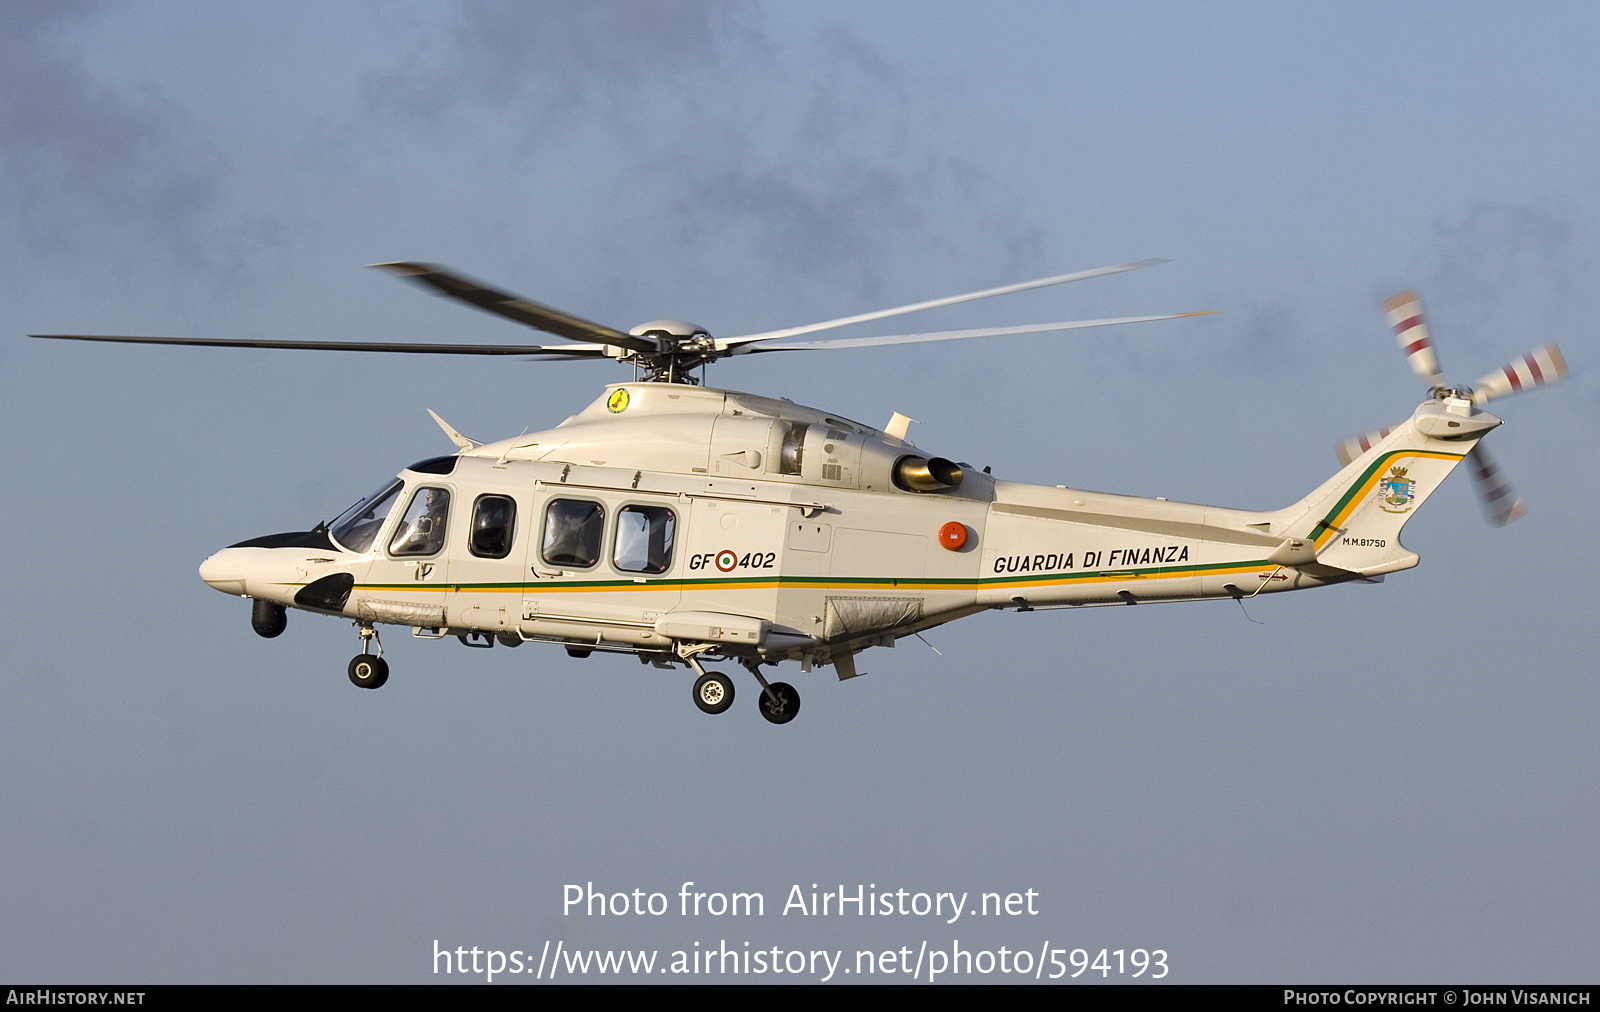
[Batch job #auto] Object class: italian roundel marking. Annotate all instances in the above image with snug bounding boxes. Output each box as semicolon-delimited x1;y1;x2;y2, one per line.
606;388;631;413
715;550;738;572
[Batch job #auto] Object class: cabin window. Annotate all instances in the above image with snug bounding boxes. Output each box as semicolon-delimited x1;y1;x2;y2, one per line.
329;478;403;554
470;495;517;559
613;504;676;574
389;486;451;557
542;499;604;568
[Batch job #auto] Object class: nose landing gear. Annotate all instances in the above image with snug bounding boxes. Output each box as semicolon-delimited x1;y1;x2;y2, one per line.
348;624;388;689
348;654;389;689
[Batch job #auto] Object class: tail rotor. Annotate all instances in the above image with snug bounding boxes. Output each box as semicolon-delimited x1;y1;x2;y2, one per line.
1335;425;1396;468
1466;444;1526;526
1337;291;1568;525
1383;290;1444;390
1471;344;1568;404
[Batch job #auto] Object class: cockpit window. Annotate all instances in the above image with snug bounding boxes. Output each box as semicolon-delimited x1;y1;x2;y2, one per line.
542;499;604;568
389;486;451;557
408;455;458;475
614;504;675;574
328;478;403;554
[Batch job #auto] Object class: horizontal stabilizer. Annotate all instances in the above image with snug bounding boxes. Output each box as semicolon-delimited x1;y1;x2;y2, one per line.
1267;538;1317;566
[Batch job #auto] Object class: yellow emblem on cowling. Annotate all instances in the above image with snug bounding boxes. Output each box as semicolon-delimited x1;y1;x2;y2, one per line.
607;388;630;413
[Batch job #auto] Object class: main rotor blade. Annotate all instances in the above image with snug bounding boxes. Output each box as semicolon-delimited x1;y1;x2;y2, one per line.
719;258;1171;347
1467;444;1526;525
371;261;659;355
1472;343;1568;403
30;334;611;357
1382;291;1444;389
736;312;1211;352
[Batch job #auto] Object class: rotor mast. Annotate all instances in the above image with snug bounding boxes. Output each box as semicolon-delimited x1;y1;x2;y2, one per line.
616;320;719;384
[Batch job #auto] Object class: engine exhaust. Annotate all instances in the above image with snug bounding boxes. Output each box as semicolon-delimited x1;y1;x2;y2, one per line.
893;455;964;492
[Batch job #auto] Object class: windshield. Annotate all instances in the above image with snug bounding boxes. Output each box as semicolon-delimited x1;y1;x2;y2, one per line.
328;478;403;554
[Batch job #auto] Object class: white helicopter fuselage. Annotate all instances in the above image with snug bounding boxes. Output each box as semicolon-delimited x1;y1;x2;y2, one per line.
198;381;1497;679
37;260;1561;719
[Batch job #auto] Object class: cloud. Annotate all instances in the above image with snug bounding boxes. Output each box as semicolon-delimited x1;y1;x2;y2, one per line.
0;2;228;264
671;25;1045;298
366;2;1045;295
369;0;749;126
1414;199;1596;312
1405;199;1600;418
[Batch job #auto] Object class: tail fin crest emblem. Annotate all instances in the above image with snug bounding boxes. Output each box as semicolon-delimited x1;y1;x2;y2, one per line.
1378;466;1416;513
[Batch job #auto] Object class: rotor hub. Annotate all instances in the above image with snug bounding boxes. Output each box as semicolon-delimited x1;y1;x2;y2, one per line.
628;320;708;339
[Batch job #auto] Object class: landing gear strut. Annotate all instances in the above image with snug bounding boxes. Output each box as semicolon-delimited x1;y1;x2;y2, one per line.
678;645;800;722
348;624;388;689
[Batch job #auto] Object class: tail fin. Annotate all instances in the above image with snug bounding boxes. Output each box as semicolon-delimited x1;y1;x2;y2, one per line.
1274;401;1499;576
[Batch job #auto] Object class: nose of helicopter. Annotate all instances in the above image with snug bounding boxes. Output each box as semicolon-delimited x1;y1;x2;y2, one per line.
198;548;253;596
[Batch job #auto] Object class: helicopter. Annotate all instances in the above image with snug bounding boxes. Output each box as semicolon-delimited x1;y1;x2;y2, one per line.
32;261;1567;724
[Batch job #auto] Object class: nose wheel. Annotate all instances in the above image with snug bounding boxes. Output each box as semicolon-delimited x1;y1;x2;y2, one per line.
348;623;388;689
348;653;389;689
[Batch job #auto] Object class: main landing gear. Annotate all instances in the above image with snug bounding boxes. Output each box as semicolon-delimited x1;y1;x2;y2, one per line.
742;658;800;725
681;648;800;723
754;680;800;725
348;624;388;689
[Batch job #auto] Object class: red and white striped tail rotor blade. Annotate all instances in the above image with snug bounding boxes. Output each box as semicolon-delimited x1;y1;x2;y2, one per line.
1472;343;1569;403
1467;445;1526;525
1335;424;1396;467
1383;290;1444;388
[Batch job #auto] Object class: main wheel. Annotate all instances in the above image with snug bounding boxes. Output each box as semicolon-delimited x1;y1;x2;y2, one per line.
692;671;735;714
757;681;800;724
348;654;389;689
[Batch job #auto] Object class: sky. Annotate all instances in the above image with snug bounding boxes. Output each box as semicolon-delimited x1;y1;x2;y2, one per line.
3;1;1598;984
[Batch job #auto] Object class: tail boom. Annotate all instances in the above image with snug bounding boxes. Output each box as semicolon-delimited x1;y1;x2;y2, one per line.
973;399;1496;611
